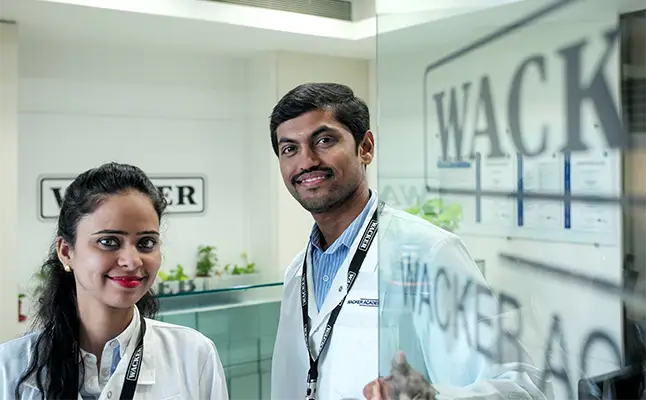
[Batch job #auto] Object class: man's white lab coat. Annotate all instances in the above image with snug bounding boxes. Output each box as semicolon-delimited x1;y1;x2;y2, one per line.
271;199;553;400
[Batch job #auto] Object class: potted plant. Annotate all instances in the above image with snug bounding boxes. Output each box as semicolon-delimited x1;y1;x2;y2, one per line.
405;198;463;232
226;252;257;275
196;245;219;276
220;252;258;287
157;264;190;294
195;245;220;290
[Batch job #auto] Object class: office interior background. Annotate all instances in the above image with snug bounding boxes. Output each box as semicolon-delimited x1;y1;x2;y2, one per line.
0;0;644;399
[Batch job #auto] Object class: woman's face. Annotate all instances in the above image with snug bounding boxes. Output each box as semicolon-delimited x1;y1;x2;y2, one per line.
57;191;161;310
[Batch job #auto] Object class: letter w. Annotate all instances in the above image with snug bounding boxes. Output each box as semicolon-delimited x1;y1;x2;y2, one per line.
401;257;419;311
434;83;472;161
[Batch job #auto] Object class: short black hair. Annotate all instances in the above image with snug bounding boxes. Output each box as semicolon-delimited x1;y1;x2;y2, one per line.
270;82;370;156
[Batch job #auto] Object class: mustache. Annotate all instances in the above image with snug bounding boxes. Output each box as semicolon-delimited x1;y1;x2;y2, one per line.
292;167;334;185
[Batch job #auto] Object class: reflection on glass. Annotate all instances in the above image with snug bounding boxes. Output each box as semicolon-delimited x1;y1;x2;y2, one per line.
376;1;645;399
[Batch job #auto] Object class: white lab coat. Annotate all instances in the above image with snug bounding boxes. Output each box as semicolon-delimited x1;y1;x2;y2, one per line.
0;310;229;400
271;199;553;400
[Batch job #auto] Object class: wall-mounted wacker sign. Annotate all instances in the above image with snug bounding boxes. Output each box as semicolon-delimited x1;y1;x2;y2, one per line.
38;175;206;219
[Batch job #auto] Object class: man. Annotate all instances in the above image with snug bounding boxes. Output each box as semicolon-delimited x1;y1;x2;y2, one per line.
269;83;552;400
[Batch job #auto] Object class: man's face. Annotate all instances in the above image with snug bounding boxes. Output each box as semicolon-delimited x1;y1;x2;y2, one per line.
276;109;374;213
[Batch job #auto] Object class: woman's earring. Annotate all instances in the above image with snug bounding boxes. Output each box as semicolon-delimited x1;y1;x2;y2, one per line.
64;264;71;273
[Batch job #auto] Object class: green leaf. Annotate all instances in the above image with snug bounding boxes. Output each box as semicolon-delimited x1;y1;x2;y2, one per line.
405;197;462;232
405;204;421;215
195;244;219;276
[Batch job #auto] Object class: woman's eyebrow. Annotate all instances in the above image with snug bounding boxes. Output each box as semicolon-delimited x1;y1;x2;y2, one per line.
92;229;159;235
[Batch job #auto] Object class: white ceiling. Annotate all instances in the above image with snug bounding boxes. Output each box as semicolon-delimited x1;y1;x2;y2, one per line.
0;0;376;58
1;0;643;59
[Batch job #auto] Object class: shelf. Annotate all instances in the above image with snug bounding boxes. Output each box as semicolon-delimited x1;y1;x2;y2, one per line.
156;277;284;316
156;281;283;299
157;297;282;317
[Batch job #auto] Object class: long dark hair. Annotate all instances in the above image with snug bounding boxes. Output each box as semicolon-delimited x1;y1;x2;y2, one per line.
15;162;167;399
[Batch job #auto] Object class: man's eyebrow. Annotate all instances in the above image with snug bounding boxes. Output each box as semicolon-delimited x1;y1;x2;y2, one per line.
278;137;297;145
277;125;336;145
311;125;335;137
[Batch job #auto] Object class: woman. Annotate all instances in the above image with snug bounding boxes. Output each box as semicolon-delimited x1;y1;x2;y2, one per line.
0;162;229;399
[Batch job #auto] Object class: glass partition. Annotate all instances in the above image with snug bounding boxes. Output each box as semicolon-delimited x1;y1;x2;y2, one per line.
376;1;645;399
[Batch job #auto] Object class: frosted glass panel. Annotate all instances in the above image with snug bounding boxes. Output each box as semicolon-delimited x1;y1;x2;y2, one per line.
376;1;645;399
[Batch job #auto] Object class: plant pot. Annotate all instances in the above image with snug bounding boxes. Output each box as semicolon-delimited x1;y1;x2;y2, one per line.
217;273;260;288
194;275;211;291
157;280;180;296
181;279;201;294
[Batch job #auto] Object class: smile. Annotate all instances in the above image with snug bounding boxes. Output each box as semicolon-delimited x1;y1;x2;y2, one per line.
108;276;145;289
296;172;331;187
300;176;326;184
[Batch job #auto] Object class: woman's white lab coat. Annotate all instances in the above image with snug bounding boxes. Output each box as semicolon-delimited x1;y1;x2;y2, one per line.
270;199;553;400
0;313;229;400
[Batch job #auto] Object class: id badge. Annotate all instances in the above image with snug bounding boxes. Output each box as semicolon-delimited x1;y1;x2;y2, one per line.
305;379;317;400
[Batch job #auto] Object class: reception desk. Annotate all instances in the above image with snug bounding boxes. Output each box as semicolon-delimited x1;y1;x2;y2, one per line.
156;281;283;400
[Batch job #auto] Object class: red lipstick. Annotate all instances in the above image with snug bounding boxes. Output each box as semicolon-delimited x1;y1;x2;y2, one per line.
109;276;144;289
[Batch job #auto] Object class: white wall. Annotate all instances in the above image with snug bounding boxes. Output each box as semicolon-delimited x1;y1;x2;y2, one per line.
9;38;373;337
245;52;281;282
0;22;21;342
376;5;624;398
17;41;250;295
368;58;379;191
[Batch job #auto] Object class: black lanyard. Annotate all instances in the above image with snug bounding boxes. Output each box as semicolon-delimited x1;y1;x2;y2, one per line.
301;201;383;398
119;314;146;400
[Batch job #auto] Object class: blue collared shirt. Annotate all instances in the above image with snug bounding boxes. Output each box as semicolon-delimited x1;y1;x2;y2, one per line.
310;191;377;310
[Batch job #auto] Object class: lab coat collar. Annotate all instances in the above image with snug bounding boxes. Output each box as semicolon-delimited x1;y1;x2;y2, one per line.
23;306;156;393
309;190;378;252
116;306;155;385
307;194;384;336
78;304;139;367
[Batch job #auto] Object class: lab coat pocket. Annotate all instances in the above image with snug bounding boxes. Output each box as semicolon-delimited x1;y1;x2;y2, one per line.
327;290;379;399
336;290;379;328
160;395;182;400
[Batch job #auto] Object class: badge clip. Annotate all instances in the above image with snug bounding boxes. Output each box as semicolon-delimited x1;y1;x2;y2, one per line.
305;378;317;400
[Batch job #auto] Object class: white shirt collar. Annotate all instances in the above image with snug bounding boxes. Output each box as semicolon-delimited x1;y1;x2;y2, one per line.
78;306;142;397
79;305;141;361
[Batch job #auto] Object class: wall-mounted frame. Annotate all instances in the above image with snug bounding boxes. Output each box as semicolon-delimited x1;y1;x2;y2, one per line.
38;174;207;220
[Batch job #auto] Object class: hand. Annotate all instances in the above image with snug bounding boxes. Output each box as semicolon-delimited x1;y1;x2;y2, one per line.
363;351;438;400
363;377;389;400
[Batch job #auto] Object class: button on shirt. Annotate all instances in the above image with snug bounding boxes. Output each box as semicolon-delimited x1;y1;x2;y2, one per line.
79;311;139;400
310;191;377;310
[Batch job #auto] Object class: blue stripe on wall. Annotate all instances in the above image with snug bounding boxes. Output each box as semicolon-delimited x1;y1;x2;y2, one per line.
517;153;524;227
564;152;571;229
475;153;481;223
